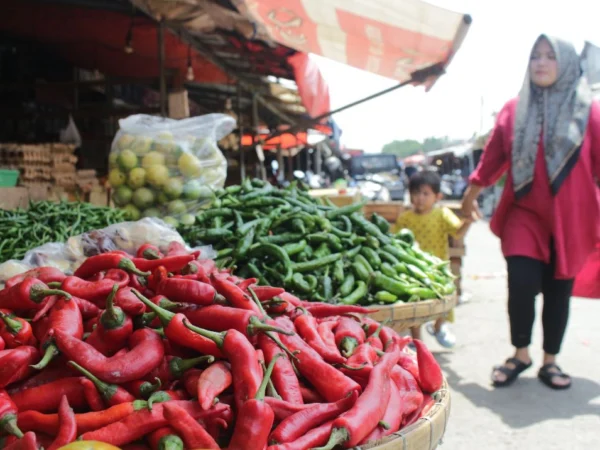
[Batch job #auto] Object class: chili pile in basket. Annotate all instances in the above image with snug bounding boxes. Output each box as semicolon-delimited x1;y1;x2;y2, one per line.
0;242;444;450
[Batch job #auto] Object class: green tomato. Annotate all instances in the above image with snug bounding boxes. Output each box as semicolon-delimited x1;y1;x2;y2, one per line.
132;187;155;210
122;204;141;221
112;185;133;206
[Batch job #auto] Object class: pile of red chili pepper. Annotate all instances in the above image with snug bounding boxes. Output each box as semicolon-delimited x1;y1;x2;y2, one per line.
0;241;445;450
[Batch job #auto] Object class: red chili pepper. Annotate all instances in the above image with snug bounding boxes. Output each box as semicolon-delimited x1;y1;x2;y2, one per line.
132;254;196;273
299;385;325;404
317;320;341;356
5;267;67;289
0;336;4;351
147;427;183;450
274;317;361;403
144;355;214;386
397;351;420;383
267;420;334;450
300;302;372;318
413;339;443;393
47;395;76;450
334;317;365;358
278;292;302;307
258;333;303;405
137;244;164;260
166;241;189;257
341;343;378;380
314;340;401;449
7;361;76;394
128;273;151;297
83;316;98;333
11;377;87;413
132;291;224;358
182;304;293;339
179;264;210;284
84;285;133;356
68;361;136;407
54;328;165;383
264;397;312;421
181;369;202;398
74;253;150;279
236;277;257;290
0;346;40;388
72;296;101;320
18;400;149;435
86;272;105;282
0;278;71;311
81;378;105;412
402;394;435;428
183;323;263;411
210;274;261;313
294;312;345;364
270;390;358;445
196;361;232;410
61;274;129;303
156;278;219;306
32;295;83;370
359;379;402;444
0;389;24;438
162;402;219;449
2;431;38;450
247;285;286;301
0;312;36;348
115;287;146;316
80;400;232;447
147;266;168;292
125;378;162;400
228;354;282;450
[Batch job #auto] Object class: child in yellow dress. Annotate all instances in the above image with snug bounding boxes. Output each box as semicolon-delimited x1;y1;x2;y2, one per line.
396;170;477;348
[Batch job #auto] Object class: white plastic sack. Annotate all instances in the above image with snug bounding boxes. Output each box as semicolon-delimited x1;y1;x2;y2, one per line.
108;114;235;227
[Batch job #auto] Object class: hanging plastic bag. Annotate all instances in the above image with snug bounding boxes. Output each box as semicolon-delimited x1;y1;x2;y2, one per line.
59;114;82;147
108;113;235;226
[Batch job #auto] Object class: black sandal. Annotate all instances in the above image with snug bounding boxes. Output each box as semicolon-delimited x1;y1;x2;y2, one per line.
491;357;532;387
538;363;572;390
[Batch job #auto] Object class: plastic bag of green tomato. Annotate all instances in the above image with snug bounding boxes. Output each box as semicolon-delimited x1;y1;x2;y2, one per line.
108;113;235;226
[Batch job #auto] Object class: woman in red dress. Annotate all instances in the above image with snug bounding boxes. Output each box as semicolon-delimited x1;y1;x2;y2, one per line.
462;35;600;389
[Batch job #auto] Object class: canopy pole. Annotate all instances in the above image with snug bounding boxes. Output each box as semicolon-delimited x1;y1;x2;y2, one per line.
252;93;267;180
237;83;246;180
266;63;445;141
158;18;167;117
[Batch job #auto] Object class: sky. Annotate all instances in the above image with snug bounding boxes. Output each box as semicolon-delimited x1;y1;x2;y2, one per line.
313;0;600;152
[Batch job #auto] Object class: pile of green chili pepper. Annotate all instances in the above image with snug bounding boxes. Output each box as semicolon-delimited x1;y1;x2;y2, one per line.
0;201;128;263
178;179;456;305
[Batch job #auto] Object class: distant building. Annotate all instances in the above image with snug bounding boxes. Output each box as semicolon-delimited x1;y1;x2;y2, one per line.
582;41;600;97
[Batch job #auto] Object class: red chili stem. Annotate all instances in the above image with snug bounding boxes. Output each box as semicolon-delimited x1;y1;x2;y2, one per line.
0;389;24;438
68;361;136;406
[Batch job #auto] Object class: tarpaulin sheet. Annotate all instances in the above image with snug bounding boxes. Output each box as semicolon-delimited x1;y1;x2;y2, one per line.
287;53;331;119
240;0;471;85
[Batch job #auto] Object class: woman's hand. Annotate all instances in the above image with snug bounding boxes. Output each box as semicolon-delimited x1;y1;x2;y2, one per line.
461;185;483;219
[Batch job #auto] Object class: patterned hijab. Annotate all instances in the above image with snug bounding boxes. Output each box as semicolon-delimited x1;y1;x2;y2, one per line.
512;35;593;198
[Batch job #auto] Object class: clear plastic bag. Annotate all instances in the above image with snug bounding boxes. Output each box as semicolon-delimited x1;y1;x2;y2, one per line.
108;113;236;227
0;218;216;285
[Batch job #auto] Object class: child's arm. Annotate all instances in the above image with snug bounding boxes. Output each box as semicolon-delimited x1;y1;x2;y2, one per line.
442;207;475;240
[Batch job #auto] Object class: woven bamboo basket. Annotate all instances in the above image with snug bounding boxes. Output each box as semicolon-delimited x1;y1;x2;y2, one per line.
362;379;451;450
367;295;457;332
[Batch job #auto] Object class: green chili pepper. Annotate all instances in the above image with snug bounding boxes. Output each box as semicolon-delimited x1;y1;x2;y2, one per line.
350;213;391;245
234;226;255;259
380;262;398;278
371;213;390;234
374;290;398;303
197;208;233;221
373;272;412;297
339;273;356;297
307;233;343;252
249;244;293;282
292;273;312;293
340;281;368;305
406;287;437;299
344;245;362;259
313;242;331;259
379;250;400;265
354;254;374;274
193;228;233;242
259;233;304;245
292;253;343;273
360;247;382;269
365;235;381;249
325;201;366;219
283;240;308;257
351;260;371;282
333;259;345;285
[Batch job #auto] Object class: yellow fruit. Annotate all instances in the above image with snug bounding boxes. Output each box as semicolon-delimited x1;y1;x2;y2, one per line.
130;136;153;156
127;167;146;189
146;165;169;188
58;441;121;450
116;133;135;151
142;151;166;169
178;153;202;178
108;169;127;187
117;150;138;172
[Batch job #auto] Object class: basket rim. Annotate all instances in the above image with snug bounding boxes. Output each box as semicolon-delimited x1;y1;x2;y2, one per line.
360;379;451;450
367;294;457;311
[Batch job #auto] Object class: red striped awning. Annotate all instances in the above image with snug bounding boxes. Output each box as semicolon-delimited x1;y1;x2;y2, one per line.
239;0;471;86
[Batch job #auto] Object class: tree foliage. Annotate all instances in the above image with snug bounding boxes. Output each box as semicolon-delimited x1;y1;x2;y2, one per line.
381;136;454;157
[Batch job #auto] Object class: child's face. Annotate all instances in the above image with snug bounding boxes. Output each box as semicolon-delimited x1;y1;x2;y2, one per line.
410;185;441;213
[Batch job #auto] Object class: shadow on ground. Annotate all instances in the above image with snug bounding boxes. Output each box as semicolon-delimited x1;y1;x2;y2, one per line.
434;351;600;428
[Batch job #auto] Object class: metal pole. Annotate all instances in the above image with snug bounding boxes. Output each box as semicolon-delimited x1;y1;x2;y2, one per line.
252;93;266;180
158;19;167;117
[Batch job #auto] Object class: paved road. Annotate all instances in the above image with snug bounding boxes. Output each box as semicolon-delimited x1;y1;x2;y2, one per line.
422;221;600;450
